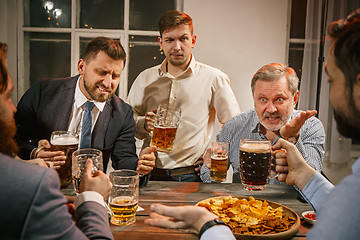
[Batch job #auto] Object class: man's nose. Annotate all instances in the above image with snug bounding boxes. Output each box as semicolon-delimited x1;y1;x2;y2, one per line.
102;74;112;88
173;40;181;50
266;102;277;113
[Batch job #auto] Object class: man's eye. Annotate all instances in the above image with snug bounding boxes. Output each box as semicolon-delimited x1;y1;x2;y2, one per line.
277;98;284;102
97;70;107;76
112;73;120;79
260;98;266;102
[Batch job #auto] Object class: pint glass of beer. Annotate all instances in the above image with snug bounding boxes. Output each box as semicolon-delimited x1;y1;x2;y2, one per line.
151;104;181;153
239;139;275;191
72;148;103;194
210;142;229;182
50;131;79;187
109;170;139;226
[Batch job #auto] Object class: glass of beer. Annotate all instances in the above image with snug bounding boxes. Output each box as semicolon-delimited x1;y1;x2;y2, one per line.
210;142;229;182
151;104;181;153
239;139;276;191
108;170;139;226
72;148;103;194
50;131;79;187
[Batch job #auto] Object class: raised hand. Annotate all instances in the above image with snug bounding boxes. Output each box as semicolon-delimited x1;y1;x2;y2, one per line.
280;110;317;138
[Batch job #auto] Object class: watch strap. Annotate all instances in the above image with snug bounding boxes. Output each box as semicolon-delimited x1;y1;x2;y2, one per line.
199;218;228;238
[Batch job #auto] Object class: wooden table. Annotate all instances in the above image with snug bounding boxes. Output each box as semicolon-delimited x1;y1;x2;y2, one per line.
63;181;314;239
115;181;314;239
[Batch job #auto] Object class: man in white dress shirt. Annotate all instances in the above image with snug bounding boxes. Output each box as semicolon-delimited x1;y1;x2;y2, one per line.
128;10;240;182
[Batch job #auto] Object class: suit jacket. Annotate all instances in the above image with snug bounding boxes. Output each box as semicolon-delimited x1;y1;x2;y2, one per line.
15;76;138;173
0;153;113;239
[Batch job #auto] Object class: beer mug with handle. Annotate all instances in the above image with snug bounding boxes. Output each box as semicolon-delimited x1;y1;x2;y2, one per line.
50;131;79;187
150;104;181;153
239;139;278;191
209;142;229;183
72;148;103;194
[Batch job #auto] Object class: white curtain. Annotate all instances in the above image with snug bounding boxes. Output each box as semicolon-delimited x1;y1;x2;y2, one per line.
299;0;360;164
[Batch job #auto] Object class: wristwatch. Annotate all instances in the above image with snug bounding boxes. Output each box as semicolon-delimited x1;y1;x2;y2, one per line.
199;218;228;238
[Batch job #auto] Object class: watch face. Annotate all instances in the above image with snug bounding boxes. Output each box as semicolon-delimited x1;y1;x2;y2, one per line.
214;218;225;224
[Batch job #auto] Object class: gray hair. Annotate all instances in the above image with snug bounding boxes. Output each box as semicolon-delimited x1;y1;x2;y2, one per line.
251;63;299;95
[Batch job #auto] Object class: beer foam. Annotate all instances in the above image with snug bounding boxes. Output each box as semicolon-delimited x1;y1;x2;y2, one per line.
51;136;79;145
111;196;137;206
211;156;228;160
240;143;271;153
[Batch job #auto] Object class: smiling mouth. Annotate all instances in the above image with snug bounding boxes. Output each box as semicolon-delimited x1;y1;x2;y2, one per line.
97;85;110;93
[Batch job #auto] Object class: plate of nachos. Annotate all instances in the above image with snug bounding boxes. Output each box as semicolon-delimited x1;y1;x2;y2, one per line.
196;196;300;240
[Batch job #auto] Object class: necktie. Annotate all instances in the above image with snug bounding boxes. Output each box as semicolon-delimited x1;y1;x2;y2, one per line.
80;101;95;149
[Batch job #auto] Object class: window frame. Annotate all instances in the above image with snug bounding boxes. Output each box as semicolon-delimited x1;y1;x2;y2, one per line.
17;0;182;101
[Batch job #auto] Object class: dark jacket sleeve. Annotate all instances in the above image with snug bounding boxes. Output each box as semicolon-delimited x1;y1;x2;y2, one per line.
107;98;149;187
15;81;42;159
22;168;113;239
108;99;138;171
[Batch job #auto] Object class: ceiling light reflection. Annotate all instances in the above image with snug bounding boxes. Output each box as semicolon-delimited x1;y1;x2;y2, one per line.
53;8;62;18
43;1;54;11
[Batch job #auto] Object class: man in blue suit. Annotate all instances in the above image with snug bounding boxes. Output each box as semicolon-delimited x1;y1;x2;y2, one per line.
14;37;156;182
0;42;114;239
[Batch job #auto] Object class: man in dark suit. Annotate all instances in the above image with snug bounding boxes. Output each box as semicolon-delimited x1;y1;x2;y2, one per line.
0;42;114;239
15;37;156;180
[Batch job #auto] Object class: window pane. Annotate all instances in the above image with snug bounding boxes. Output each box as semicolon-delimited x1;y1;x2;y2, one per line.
130;0;176;30
288;43;304;87
79;0;124;29
128;36;165;92
290;0;307;39
24;0;71;28
79;37;94;59
27;32;71;86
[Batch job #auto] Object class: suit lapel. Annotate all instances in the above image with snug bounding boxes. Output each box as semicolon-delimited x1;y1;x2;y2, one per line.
53;77;77;131
92;101;112;149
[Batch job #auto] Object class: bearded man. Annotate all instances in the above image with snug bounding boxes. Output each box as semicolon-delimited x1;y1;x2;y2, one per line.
15;37;155;185
0;41;114;239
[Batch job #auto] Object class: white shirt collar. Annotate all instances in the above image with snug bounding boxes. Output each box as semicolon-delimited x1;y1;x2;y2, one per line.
158;54;195;78
75;76;106;112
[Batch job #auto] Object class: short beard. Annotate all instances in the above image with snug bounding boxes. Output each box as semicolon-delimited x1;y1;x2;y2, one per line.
333;109;360;142
257;111;292;132
0;117;19;157
83;75;112;102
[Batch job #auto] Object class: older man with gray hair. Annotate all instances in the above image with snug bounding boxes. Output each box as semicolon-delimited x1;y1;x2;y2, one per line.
201;63;325;183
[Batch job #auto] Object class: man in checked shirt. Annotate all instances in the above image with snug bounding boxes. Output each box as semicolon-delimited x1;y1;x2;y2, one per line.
201;63;325;183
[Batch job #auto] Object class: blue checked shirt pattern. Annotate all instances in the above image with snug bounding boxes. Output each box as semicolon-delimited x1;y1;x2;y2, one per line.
200;109;325;183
